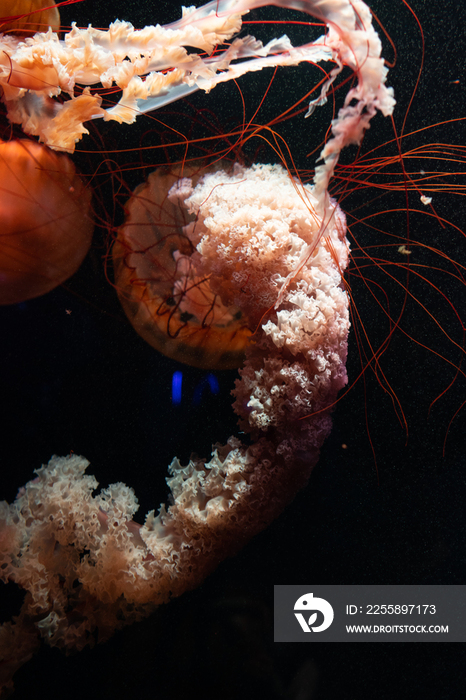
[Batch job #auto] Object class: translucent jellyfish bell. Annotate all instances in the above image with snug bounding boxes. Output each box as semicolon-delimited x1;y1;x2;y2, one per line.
0;139;94;305
113;165;252;369
0;0;60;35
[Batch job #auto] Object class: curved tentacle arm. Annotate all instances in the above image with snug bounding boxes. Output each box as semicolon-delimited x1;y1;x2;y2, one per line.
0;0;393;156
0;163;350;688
0;0;394;308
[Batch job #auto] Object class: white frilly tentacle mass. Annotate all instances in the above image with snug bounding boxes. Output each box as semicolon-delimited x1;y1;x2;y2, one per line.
0;162;349;680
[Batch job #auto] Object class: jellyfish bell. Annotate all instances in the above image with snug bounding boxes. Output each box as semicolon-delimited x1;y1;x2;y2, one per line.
113;164;252;369
0;138;94;305
0;0;60;35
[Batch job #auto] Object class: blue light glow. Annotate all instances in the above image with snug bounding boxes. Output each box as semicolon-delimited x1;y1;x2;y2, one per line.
171;371;183;405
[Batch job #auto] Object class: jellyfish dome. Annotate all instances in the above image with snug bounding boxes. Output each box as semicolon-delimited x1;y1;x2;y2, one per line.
0;0;60;35
113;165;252;369
0;138;94;305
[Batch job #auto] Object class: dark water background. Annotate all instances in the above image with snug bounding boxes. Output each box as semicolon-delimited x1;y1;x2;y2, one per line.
1;1;465;697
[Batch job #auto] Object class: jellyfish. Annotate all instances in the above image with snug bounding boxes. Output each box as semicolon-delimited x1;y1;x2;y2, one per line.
113;164;252;369
0;0;394;157
0;138;94;304
0;4;93;306
0;0;60;35
0;161;350;690
0;0;464;695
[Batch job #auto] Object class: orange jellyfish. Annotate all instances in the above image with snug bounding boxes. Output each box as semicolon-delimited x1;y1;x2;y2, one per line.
113;165;252;369
0;138;94;304
0;0;60;35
